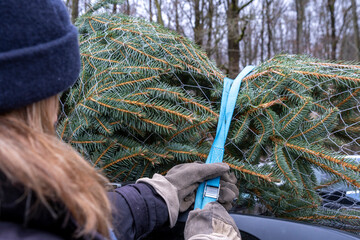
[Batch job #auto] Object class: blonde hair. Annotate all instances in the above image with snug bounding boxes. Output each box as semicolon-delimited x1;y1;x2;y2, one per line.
0;95;112;238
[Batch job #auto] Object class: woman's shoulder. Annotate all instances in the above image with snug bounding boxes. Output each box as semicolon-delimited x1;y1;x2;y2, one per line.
0;221;64;240
0;221;107;240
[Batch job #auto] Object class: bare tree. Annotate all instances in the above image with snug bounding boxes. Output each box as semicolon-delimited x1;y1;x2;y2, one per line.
149;0;153;22
71;0;79;23
338;3;352;60
193;0;205;46
260;1;265;62
126;0;130;15
351;0;360;61
265;0;273;59
154;0;164;25
226;0;254;78
205;0;214;56
295;0;306;54
175;0;180;32
213;2;225;67
327;0;337;60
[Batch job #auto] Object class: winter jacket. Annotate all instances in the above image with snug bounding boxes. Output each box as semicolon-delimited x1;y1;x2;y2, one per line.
0;173;169;240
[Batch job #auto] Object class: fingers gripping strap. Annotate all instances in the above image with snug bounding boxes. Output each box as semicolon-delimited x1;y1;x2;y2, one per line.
195;66;255;210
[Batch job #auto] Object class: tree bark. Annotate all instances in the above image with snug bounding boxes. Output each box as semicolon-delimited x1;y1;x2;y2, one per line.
260;1;265;62
126;0;130;15
113;4;117;14
266;0;273;59
154;0;164;25
327;0;337;60
351;0;360;61
206;0;214;56
149;0;153;22
71;0;79;23
227;0;240;78
227;0;253;78
295;0;305;54
175;0;180;32
194;0;204;46
214;7;222;67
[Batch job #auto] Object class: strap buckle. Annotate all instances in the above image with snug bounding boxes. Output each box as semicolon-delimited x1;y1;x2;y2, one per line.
204;183;220;200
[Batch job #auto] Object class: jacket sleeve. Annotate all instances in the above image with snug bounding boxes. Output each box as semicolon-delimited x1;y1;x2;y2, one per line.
107;183;169;240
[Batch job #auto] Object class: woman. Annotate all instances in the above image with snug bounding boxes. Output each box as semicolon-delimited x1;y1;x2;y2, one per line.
0;0;241;239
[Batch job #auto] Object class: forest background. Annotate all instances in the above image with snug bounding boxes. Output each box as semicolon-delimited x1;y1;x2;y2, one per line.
64;0;360;78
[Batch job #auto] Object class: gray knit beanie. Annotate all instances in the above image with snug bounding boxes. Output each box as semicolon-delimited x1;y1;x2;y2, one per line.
0;0;80;112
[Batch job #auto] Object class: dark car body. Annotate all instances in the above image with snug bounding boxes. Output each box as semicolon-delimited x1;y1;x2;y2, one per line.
144;211;360;240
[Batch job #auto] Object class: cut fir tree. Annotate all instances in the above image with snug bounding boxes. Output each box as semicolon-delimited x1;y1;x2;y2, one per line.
225;55;360;229
58;11;223;181
57;4;360;232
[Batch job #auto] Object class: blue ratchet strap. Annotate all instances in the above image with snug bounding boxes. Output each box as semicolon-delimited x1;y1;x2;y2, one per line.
109;228;118;240
194;66;255;210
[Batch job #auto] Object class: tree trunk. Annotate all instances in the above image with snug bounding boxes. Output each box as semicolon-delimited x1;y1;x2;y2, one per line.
113;4;117;14
194;0;203;46
295;0;304;54
154;0;164;25
227;0;240;78
305;12;311;54
327;0;337;60
351;0;360;61
266;0;273;59
214;7;222;67
206;0;214;56
260;1;265;62
175;0;180;32
227;0;253;78
126;0;130;15
71;0;79;23
149;0;153;22
253;31;259;64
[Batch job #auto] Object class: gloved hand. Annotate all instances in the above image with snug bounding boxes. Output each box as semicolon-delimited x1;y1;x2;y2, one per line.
137;162;232;227
219;171;239;211
184;202;241;240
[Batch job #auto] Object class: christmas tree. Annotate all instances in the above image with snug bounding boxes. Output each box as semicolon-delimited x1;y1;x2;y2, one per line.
58;8;223;181
58;2;360;232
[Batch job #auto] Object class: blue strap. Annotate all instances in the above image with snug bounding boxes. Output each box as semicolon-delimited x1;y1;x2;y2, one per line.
194;66;255;210
109;228;118;240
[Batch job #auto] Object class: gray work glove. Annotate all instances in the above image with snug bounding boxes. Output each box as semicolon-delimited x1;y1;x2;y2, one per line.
137;162;230;227
185;202;241;240
219;171;239;211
